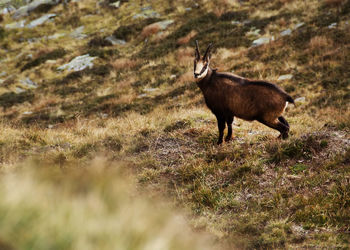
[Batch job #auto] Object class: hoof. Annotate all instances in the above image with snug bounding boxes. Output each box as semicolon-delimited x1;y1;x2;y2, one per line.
217;139;223;145
225;136;232;142
278;133;289;140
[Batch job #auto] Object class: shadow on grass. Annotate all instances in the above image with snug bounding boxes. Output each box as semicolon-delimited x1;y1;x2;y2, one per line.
20;48;67;72
0;91;35;110
61;82;197;118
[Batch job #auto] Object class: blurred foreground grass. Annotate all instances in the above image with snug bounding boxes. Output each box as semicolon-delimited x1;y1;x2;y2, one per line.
0;159;213;250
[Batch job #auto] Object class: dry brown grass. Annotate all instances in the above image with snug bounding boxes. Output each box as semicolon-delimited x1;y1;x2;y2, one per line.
31;96;62;111
110;77;137;93
308;36;334;55
141;23;161;37
277;17;288;26
32;48;53;58
309;36;333;49
177;30;198;45
153;31;171;42
176;47;194;67
211;0;239;17
111;58;139;70
177;71;193;85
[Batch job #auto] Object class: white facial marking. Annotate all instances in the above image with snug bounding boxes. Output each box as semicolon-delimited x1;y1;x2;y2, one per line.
194;61;204;74
194;61;209;79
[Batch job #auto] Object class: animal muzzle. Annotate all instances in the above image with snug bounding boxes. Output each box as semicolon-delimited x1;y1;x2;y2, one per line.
194;73;200;78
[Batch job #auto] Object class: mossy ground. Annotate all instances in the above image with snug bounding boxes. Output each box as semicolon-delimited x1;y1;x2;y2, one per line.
0;0;349;249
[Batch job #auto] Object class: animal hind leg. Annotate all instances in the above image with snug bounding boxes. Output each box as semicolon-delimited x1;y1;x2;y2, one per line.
259;118;289;139
225;116;234;142
278;116;290;129
278;116;290;139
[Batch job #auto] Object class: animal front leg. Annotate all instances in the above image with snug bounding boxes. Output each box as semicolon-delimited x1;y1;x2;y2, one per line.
216;116;225;145
225;116;234;142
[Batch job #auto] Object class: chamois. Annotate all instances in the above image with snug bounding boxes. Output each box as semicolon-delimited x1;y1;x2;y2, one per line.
194;41;294;145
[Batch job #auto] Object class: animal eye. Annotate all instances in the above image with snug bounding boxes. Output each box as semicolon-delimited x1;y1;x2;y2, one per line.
199;63;208;74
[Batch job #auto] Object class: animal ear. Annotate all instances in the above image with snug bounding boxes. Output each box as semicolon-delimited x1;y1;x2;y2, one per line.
195;40;200;60
203;43;213;61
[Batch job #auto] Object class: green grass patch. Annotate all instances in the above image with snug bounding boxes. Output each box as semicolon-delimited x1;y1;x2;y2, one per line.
289;163;308;174
267;134;328;163
0;27;6;41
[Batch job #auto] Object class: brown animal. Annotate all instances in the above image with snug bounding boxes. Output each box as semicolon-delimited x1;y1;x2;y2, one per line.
194;41;294;145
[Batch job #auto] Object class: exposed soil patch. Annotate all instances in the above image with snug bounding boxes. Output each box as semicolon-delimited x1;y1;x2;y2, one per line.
151;135;200;167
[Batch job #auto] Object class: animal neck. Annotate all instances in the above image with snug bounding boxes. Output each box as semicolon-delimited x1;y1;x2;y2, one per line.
196;67;215;91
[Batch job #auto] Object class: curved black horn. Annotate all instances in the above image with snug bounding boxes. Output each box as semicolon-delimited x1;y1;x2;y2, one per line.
203;43;213;60
195;40;200;60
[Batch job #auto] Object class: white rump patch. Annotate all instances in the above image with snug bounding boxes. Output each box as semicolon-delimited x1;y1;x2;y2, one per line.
283;101;289;112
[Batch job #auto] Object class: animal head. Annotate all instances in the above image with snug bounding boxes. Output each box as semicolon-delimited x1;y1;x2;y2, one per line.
194;41;213;79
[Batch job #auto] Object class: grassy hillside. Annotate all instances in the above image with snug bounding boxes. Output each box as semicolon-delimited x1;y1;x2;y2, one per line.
0;0;349;248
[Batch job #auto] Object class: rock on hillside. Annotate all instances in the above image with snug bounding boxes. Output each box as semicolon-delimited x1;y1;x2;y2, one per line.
12;0;60;19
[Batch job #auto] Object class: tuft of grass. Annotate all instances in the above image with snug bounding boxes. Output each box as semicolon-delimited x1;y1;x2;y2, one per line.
62;14;81;28
101;136;122;152
73;143;97;158
267;134;328;163
289;163;308;174
293;178;350;229
258;220;291;248
164;119;191;132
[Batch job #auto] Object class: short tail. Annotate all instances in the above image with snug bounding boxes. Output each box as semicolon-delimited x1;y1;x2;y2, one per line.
286;95;295;106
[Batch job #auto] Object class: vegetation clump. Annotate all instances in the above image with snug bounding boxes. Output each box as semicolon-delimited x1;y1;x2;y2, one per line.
88;36;113;47
86;48;118;59
267;134;329;163
0;91;35;109
0;27;5;41
21;49;67;71
113;18;161;41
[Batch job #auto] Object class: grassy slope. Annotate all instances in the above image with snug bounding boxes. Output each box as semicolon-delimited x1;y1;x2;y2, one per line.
0;0;349;248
